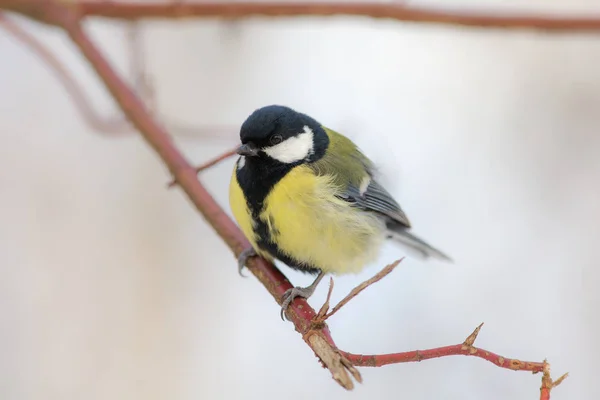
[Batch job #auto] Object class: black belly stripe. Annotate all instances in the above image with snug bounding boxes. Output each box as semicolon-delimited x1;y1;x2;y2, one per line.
236;156;322;275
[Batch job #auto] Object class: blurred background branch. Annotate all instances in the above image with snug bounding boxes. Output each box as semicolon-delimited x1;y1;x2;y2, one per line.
29;1;600;32
0;0;589;398
0;11;235;139
0;12;127;135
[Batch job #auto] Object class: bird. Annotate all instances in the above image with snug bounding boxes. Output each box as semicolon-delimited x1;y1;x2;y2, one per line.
229;105;451;320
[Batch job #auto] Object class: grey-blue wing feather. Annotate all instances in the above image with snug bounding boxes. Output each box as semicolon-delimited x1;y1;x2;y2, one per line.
339;178;411;228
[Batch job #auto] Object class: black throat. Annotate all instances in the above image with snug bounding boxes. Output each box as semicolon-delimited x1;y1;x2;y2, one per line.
236;155;298;216
237;155;326;273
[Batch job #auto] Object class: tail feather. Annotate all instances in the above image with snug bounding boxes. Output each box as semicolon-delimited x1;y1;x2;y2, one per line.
386;224;452;262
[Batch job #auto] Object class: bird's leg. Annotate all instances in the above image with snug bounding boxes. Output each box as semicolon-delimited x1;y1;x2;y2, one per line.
237;247;257;277
280;271;326;320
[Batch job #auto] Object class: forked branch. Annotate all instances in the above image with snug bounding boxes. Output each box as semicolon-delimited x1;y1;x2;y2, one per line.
308;261;552;375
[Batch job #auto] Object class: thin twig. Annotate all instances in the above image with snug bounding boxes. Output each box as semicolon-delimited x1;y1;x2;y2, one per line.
167;147;238;188
193;147;238;172
324;259;402;320
316;277;335;320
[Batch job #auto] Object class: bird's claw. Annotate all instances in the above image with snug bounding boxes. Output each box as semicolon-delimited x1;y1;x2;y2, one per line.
237;247;257;277
280;286;315;321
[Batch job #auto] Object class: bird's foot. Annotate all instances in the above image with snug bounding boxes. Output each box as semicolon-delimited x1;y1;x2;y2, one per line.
280;284;318;321
237;247;257;277
279;271;326;321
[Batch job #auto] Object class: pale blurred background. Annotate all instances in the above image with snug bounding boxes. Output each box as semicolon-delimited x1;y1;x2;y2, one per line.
1;1;599;399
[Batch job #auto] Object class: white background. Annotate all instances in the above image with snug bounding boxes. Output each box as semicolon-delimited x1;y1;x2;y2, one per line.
1;2;598;399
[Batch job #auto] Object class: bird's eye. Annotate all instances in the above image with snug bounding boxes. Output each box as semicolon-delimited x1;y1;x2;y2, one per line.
270;134;283;145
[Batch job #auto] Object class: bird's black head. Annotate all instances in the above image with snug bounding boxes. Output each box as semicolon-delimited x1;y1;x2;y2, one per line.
236;105;329;164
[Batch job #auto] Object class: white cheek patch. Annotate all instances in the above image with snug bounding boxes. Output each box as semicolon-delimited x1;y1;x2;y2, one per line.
237;156;246;170
263;125;314;163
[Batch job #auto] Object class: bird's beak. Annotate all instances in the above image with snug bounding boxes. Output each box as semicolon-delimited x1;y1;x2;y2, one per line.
236;142;259;157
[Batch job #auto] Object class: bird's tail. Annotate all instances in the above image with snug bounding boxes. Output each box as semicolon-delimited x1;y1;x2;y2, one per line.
386;222;452;262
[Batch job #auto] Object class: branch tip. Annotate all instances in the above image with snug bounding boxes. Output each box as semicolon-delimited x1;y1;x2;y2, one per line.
307;333;360;390
340;354;363;384
553;372;569;388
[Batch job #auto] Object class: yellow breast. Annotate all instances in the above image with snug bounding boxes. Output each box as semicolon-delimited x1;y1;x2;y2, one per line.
261;165;385;275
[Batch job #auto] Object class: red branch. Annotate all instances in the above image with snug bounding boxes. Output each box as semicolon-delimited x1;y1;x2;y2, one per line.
0;1;569;397
73;2;600;32
43;6;351;385
342;343;543;371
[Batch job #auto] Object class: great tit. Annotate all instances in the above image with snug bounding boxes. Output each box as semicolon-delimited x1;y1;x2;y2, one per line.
229;105;451;319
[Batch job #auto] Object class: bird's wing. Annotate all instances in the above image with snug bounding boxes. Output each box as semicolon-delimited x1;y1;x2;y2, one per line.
341;178;411;228
310;126;411;228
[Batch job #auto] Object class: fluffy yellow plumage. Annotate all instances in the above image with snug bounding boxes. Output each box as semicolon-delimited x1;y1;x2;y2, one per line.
229;163;384;275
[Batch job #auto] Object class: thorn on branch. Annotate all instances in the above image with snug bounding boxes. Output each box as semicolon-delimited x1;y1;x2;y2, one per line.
462;322;484;350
